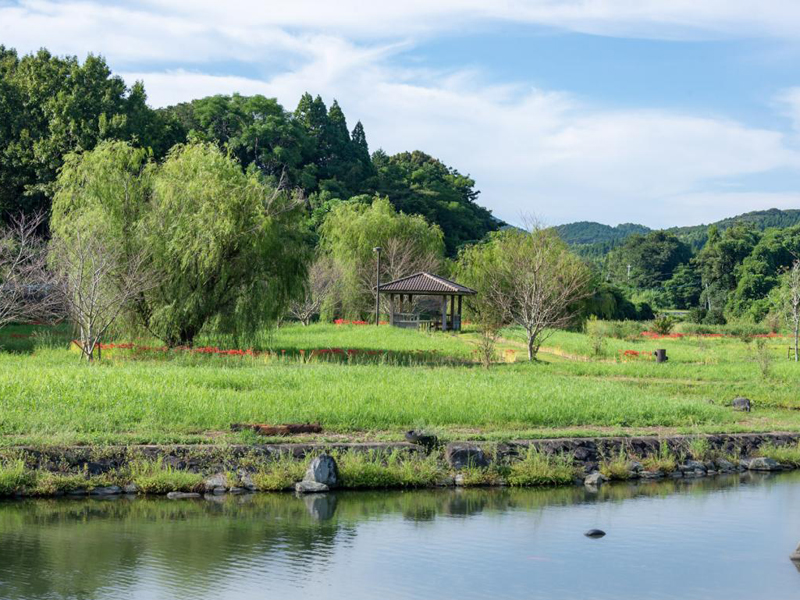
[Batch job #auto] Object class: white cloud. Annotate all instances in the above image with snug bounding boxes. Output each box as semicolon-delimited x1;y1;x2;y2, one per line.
5;0;800;227
121;56;800;228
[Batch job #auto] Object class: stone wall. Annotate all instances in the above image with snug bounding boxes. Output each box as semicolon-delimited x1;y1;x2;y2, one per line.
8;432;799;477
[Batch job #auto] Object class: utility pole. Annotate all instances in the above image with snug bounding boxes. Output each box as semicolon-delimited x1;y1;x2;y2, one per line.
373;246;382;326
627;264;632;279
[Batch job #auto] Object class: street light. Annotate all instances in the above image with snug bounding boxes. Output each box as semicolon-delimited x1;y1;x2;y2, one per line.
373;246;382;326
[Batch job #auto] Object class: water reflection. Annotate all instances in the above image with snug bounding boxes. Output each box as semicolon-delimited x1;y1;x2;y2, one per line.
1;472;799;600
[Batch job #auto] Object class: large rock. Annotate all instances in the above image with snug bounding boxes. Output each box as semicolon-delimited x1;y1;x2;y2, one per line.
445;444;490;470
732;397;751;412
747;457;782;471
303;455;339;487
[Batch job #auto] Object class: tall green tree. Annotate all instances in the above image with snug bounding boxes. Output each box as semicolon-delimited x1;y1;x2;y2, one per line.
729;225;800;320
373;150;497;255
694;223;760;312
606;231;691;290
456;227;591;360
143;144;310;345
0;47;165;218
319;196;444;318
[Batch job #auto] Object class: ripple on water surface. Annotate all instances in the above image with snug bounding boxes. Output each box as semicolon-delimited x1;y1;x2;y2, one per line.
0;473;799;600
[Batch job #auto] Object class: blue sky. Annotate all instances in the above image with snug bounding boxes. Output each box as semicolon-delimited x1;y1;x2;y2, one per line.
2;0;800;228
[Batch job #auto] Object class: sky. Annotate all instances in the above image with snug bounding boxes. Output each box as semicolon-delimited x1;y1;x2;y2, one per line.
2;1;800;229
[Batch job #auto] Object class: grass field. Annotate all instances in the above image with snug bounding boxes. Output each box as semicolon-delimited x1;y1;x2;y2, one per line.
0;321;798;446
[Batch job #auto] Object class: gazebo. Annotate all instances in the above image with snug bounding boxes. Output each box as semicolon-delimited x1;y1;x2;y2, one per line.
376;272;476;332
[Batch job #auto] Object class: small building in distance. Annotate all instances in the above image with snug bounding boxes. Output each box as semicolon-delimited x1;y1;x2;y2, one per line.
376;272;476;332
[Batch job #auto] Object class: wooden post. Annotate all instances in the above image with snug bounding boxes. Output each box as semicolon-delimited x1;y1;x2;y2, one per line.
441;295;447;331
390;294;395;326
457;295;463;331
450;295;455;331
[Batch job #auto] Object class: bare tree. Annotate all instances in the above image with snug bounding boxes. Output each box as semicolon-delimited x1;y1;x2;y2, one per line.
357;236;443;315
288;256;340;326
0;212;62;328
473;226;591;361
50;232;156;361
784;260;800;362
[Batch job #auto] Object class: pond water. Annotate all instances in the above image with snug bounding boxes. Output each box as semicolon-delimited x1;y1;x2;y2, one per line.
1;472;800;600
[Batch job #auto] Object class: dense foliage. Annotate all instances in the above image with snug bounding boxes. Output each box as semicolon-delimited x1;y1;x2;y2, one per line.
0;47;498;256
51;141;309;346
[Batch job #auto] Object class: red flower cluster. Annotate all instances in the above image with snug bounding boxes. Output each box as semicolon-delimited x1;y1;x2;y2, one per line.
333;319;370;325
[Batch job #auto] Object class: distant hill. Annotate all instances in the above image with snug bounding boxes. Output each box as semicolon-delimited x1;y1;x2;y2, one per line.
555;221;650;245
557;208;800;257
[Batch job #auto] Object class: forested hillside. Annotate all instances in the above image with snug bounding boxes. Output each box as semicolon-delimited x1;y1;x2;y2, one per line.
558;209;800;255
0;47;498;255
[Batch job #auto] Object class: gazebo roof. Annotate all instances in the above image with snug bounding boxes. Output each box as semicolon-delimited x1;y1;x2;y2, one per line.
377;272;476;295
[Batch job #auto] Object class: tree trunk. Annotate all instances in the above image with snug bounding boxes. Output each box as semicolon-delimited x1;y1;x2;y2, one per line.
794;318;799;362
527;332;534;361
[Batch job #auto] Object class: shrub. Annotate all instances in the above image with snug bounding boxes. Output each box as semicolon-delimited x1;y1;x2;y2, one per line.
753;339;773;379
252;455;308;491
687;437;711;461
507;448;576;486
758;442;800;467
600;449;632;480
0;460;35;496
687;307;707;324
128;458;203;494
642;441;677;473
336;450;442;489
650;315;676;335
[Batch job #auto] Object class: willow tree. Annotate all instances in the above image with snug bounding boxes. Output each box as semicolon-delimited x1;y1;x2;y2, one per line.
143;143;309;345
319;196;444;318
457;226;591;361
51;140;309;348
50;141;155;358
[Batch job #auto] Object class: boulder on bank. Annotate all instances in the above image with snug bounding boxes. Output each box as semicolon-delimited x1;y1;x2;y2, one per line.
732;397;751;412
295;454;339;493
305;455;339;487
445;444;490;470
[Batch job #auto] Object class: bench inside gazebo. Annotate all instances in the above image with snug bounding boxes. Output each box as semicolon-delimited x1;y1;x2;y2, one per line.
376;272;476;332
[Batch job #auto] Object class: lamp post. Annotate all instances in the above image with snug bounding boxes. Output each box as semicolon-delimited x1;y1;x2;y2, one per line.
373;246;382;326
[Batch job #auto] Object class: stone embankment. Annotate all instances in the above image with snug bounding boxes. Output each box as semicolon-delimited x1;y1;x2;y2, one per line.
3;432;799;498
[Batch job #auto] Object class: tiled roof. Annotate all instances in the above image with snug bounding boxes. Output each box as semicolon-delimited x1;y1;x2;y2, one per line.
377;272;476;295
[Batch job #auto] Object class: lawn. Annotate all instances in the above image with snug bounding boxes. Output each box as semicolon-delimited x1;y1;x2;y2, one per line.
0;321;798;446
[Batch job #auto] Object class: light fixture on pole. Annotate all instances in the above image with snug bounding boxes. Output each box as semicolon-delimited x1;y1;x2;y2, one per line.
373;246;382;326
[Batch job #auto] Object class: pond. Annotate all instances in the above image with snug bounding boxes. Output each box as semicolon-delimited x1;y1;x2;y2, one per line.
1;472;799;600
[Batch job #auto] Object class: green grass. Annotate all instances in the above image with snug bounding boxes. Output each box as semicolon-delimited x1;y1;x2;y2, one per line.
127;458;203;494
506;447;577;486
0;321;799;446
757;442;800;467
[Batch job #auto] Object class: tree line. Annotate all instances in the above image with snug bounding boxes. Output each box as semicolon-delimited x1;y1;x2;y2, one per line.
1;46;797;362
0;46;498;256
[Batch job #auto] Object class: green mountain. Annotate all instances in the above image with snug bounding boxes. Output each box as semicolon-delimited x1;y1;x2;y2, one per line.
558;208;800;256
555;221;650;245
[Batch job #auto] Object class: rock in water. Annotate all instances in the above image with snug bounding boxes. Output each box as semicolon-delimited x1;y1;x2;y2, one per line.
295;481;330;494
584;529;606;538
583;472;607;487
732;397;751;412
304;455;339;487
747;456;782;471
